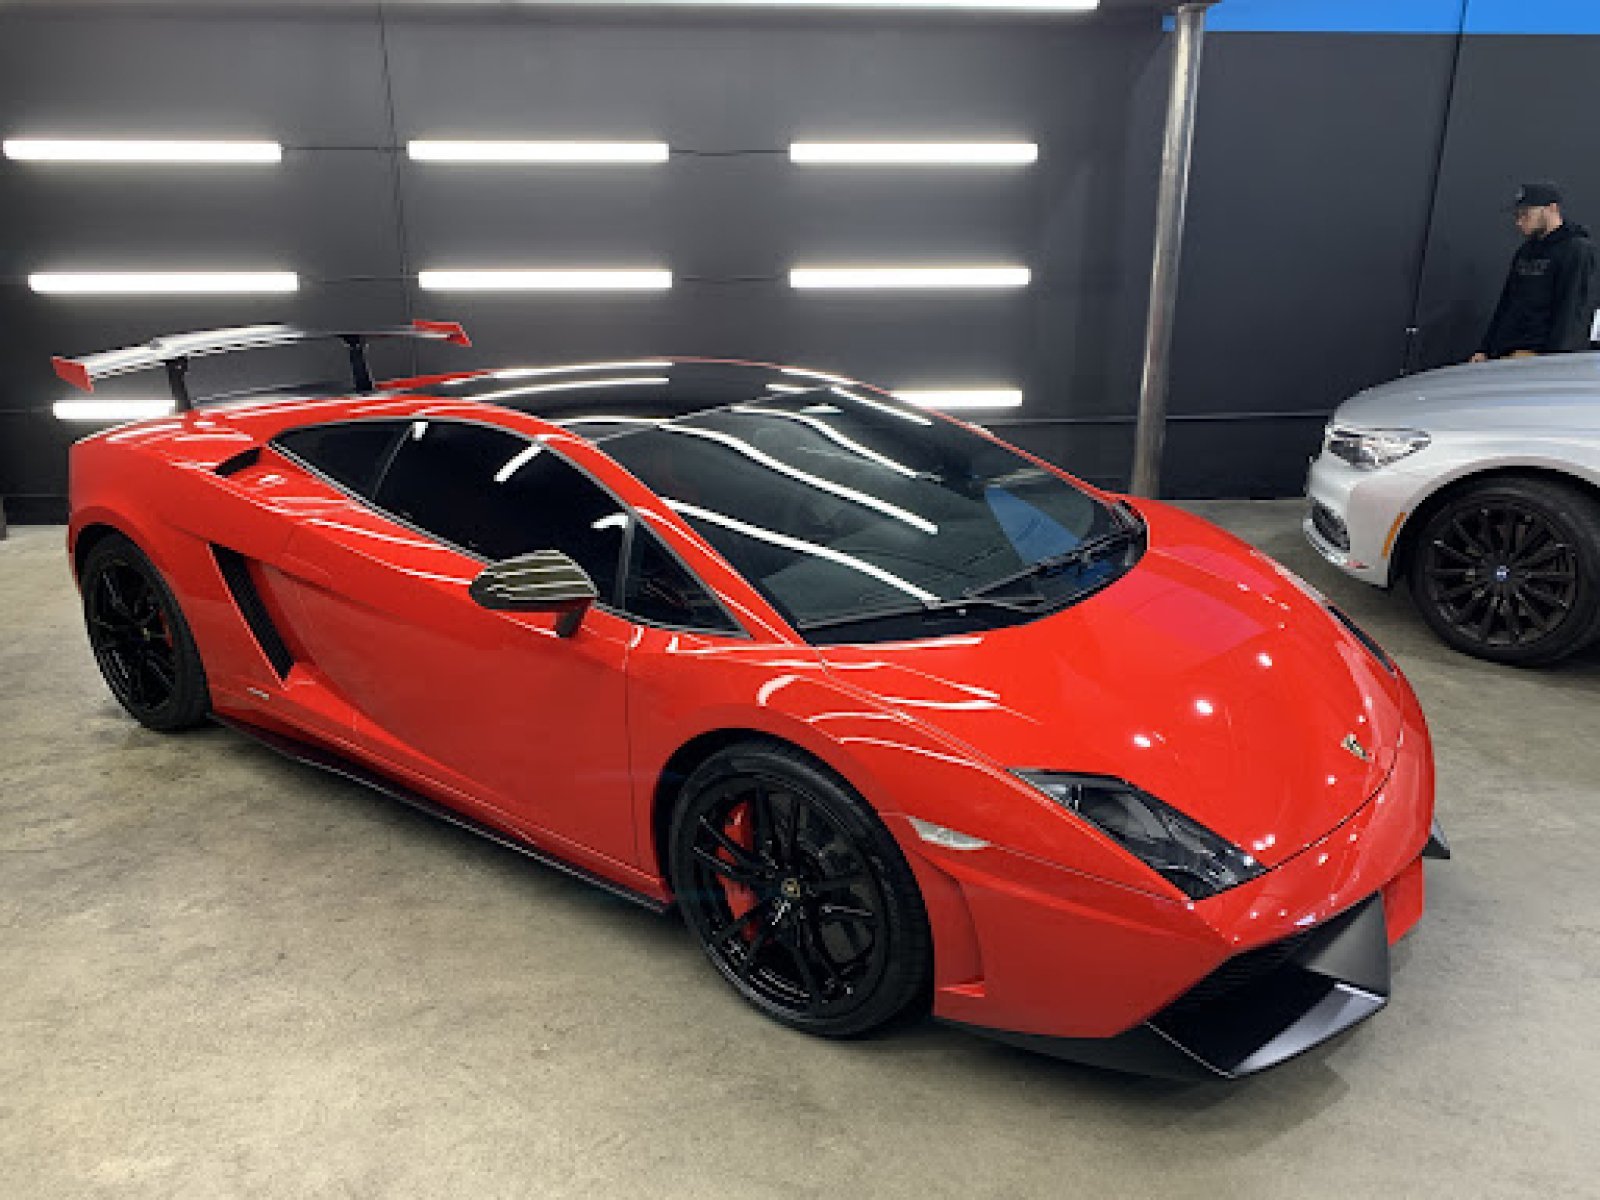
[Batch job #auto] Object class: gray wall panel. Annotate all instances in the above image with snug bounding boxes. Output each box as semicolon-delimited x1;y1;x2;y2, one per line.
0;9;390;144
1413;36;1600;367
0;150;401;279
1163;32;1458;498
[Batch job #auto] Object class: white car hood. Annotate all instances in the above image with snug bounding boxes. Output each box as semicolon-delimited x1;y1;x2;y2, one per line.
1336;353;1600;433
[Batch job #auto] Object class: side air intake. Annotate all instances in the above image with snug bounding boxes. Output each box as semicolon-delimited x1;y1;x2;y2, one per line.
211;545;295;679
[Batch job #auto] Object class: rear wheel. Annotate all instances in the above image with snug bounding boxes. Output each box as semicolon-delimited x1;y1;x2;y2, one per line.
669;742;931;1037
1408;477;1600;666
81;533;211;730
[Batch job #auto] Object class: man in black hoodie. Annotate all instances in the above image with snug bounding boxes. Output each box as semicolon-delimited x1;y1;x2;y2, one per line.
1472;181;1598;361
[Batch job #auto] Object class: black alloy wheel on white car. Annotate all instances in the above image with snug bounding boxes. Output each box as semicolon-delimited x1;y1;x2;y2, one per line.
1409;477;1600;666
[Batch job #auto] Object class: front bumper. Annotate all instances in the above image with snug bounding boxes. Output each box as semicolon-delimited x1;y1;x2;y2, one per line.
956;814;1448;1079
1304;451;1415;586
909;684;1440;1078
948;889;1394;1080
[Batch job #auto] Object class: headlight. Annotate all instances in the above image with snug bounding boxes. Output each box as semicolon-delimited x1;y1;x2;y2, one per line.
1015;771;1264;900
1325;425;1430;470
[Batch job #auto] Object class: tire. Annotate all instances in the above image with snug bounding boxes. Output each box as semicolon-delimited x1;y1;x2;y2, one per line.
1408;476;1600;666
80;532;211;731
668;740;931;1038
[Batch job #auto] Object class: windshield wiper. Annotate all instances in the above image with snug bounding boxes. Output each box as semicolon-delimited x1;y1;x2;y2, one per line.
961;506;1140;602
796;593;1047;635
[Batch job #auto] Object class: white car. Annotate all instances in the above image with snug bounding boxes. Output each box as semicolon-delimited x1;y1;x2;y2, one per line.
1305;353;1600;666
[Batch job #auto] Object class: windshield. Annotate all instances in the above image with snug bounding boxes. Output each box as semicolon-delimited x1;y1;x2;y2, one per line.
602;390;1136;641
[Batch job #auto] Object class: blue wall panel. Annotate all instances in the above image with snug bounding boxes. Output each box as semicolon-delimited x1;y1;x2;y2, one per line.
1204;1;1463;35
1464;0;1600;35
1205;0;1600;36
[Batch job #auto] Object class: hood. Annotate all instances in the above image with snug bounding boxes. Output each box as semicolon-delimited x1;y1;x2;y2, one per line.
816;502;1405;869
1334;353;1600;433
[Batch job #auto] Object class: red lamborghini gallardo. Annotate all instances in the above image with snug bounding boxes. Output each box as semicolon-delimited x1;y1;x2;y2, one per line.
58;323;1447;1079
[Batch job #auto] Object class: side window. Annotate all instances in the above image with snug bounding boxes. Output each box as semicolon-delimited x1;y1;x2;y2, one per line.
623;522;740;633
372;420;628;598
274;421;407;498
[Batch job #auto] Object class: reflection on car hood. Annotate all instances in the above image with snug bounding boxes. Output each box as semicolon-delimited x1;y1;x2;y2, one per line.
815;501;1405;869
1336;353;1600;432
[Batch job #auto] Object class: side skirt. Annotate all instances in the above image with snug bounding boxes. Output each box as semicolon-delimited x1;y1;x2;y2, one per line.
213;714;672;916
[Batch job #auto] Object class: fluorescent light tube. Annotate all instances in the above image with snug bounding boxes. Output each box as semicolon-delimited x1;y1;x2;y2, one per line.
53;398;175;421
790;267;1030;289
790;142;1037;165
419;270;672;291
895;388;1024;410
29;272;299;294
408;140;668;163
4;139;282;163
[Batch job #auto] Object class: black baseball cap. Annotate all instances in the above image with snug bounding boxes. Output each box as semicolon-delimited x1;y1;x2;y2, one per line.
1508;181;1564;210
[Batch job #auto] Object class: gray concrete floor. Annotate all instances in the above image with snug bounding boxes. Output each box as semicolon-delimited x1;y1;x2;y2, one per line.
2;502;1598;1199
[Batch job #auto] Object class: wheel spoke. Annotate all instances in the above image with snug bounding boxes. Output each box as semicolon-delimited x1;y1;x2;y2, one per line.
783;930;824;1013
712;900;771;946
692;845;765;888
1508;523;1552;565
697;817;766;875
1450;515;1490;559
1503;595;1524;643
1523;566;1576;582
817;902;876;929
737;920;777;982
776;793;808;864
1430;540;1476;567
1517;540;1569;570
794;915;842;998
811;872;870;896
1474;595;1500;641
1511;592;1554;636
100;569;136;619
143;654;177;696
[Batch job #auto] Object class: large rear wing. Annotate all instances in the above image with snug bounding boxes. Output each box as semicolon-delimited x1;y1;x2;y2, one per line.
51;319;471;411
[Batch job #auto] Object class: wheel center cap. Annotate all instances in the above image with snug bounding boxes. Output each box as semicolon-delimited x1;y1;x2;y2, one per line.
1493;564;1511;583
780;877;803;900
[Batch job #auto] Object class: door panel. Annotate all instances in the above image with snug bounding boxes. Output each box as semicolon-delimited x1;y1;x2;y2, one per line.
264;423;640;869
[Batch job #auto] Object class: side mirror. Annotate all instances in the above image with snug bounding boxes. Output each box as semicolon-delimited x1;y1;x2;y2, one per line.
468;549;597;637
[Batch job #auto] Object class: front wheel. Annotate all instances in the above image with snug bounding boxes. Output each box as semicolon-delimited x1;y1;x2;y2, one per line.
668;742;931;1037
1408;477;1600;666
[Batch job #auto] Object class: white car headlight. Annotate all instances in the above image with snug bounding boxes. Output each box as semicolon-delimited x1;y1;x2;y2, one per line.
1325;425;1431;470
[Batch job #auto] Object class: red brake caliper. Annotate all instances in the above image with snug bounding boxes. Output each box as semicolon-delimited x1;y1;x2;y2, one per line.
719;801;760;939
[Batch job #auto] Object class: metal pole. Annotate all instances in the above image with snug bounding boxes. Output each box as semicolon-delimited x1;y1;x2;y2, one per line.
1130;2;1213;498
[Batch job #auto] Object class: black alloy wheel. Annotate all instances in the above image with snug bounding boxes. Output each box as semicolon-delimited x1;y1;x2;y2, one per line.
81;533;211;730
1410;477;1600;666
669;742;931;1037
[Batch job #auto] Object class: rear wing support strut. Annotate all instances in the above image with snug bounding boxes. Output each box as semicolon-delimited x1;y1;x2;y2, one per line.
51;319;471;412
